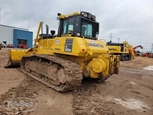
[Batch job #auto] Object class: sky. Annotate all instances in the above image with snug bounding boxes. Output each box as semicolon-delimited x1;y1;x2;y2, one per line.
0;0;153;52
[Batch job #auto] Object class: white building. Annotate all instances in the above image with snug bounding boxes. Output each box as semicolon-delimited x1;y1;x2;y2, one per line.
0;24;33;48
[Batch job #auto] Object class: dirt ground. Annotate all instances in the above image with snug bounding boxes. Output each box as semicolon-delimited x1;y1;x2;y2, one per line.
0;48;153;115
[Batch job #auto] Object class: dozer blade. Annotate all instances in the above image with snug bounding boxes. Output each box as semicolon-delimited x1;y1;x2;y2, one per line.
4;49;29;68
4;59;20;68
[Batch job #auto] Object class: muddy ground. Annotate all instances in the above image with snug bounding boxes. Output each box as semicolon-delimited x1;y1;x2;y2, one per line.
0;48;153;115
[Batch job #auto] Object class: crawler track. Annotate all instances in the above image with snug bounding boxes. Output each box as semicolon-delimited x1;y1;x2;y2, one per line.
20;54;83;92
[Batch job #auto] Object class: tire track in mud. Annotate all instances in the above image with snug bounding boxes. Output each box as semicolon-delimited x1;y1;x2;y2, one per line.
0;76;40;115
1;49;153;115
71;66;153;115
119;67;153;91
72;81;117;115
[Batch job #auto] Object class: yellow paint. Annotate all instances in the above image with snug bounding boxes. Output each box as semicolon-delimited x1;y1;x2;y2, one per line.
7;19;120;79
107;41;135;59
59;12;80;19
122;41;135;59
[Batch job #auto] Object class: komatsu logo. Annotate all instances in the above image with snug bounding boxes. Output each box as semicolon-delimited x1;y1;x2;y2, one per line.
108;48;116;50
88;43;103;48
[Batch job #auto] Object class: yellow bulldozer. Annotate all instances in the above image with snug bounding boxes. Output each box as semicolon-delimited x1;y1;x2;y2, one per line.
5;11;120;92
106;41;135;61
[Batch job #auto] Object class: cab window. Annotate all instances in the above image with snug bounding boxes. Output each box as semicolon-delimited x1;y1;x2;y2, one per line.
81;18;99;40
62;18;74;34
82;22;93;37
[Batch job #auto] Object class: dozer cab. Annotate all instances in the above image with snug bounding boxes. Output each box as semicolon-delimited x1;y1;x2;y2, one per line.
5;11;120;92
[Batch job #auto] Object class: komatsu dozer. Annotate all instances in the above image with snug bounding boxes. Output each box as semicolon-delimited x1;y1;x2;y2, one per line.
5;11;120;92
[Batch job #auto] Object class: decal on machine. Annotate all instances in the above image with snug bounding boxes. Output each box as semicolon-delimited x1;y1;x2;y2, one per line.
65;45;72;52
88;43;103;48
108;48;116;50
55;40;60;44
55;48;60;50
64;39;73;52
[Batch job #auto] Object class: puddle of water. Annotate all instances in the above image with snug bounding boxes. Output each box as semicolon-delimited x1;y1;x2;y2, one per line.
143;65;153;71
114;98;149;110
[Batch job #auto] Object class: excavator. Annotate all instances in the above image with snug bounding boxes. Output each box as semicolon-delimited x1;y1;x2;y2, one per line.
107;41;142;61
133;45;143;56
4;11;120;92
122;42;143;59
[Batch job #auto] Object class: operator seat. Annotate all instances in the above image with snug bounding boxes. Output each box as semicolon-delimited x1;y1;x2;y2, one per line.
82;27;86;36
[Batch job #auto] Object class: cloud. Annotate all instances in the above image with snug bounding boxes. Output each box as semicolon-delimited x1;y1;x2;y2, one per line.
0;0;153;51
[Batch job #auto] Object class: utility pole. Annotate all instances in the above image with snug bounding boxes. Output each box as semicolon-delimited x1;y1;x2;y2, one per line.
151;43;153;53
0;8;1;23
109;33;113;42
117;38;120;43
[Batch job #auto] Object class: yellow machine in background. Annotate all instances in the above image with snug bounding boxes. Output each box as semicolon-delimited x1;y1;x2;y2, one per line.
5;11;120;92
122;41;135;59
106;41;135;61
